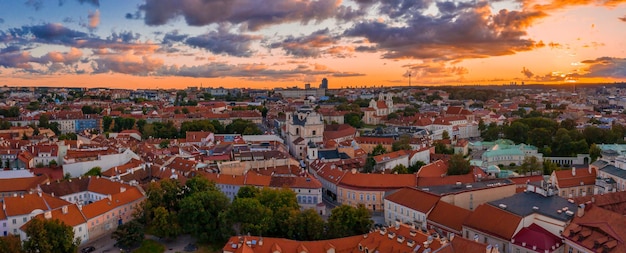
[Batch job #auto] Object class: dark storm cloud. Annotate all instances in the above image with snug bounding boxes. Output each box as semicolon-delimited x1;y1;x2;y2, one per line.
6;23;158;53
582;57;626;78
162;30;188;44
139;0;341;31
344;1;546;60
270;29;340;58
107;31;141;43
185;27;259;57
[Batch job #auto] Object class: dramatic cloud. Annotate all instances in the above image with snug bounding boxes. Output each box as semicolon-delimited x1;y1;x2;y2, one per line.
620;15;626;22
344;1;546;61
157;62;363;79
88;9;100;29
37;47;83;65
93;52;164;75
403;61;468;79
6;23;158;53
140;0;341;31
0;47;35;69
525;0;626;12
270;28;343;58
582;57;626;78
162;30;188;44
185;26;259;57
521;67;534;78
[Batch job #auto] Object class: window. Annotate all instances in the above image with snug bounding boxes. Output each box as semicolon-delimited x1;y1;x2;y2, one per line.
366;194;370;201
373;195;376;201
312;130;316;136
23;217;26;222
360;194;363;201
12;219;16;225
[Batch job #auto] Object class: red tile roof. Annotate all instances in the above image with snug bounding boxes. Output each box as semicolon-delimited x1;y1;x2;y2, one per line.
463;204;522;240
428;201;472;233
385;187;440;213
339;171;417;190
81;186;144;219
553;167;596;188
0;174;48;193
562;205;626;252
3;192;71;216
373;150;409;163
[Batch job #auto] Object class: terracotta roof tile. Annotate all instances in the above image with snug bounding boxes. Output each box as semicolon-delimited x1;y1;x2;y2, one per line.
428;201;472;233
463;204;522;240
385;187;440;213
0;175;48;193
81;186;144;219
3;192;71;216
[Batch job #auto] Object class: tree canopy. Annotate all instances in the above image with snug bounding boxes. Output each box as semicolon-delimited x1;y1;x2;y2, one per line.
23;218;80;253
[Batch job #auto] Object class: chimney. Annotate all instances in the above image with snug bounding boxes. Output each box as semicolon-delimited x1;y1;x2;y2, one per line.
449;233;455;241
120;186;126;193
77;204;82;210
44;211;52;219
62;205;68;214
577;204;585;217
572;167;576;176
107;194;112;201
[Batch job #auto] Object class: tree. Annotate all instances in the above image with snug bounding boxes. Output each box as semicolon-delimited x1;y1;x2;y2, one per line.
228;197;273;236
102;116;113;132
448;154;470;175
527;128;552;149
371;144;387;156
178;190;232;243
84;167;102;176
151;206;181;240
520;156;541;175
236;186;260;199
159;140;170;149
543;160;560;175
344;112;364;128
112;220;144;250
392;135;412;151
589;143;601;162
482;122;501;141
0;235;24;253
408;161;425;174
23;218;80;253
392;164;409;174
48;160;58;167
290;209;325;241
387;112;399;120
442;130;450;140
504;121;529;144
326;204;372;239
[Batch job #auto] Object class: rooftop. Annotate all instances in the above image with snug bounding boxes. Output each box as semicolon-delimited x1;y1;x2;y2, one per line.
487;190;578;222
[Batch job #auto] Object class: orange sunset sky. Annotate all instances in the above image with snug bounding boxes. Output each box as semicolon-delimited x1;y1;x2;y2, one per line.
0;0;625;89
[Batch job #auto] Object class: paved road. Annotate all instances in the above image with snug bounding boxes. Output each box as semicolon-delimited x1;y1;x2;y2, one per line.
80;233;196;253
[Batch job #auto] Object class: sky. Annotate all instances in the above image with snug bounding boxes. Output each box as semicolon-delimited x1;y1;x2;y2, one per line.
0;0;625;90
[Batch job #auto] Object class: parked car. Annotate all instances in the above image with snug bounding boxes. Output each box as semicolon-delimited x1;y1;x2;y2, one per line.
81;246;96;253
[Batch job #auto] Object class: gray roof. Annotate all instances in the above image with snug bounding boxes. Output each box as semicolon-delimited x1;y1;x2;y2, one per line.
591;159;608;168
292;114;306;126
600;165;626;179
487;192;577;222
420;178;513;195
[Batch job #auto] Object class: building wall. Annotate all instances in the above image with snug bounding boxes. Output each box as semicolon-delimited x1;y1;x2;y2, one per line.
337;186;385;212
86;201;140;241
63;149;139;177
383;200;428;228
462;227;515;253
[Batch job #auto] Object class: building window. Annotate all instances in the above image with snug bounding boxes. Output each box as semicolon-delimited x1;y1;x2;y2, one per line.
360;194;363;201
312;130;316;136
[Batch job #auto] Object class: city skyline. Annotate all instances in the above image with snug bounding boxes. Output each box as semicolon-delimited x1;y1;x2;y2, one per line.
0;0;625;89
